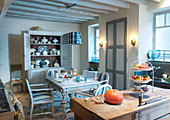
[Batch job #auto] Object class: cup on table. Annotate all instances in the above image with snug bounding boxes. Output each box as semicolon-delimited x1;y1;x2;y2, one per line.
84;77;88;81
76;76;80;79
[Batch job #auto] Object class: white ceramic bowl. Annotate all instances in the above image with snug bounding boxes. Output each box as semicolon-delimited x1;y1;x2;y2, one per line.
53;38;59;44
41;38;48;43
36;51;40;55
43;50;48;55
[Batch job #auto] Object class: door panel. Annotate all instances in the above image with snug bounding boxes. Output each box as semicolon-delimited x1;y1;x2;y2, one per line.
116;49;124;71
107;24;114;47
108;72;113;87
116;22;125;45
107;49;113;70
61;45;72;72
116;74;124;90
106;18;127;90
32;71;45;84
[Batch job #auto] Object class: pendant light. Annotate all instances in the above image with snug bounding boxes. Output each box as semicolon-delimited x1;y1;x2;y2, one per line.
62;3;82;45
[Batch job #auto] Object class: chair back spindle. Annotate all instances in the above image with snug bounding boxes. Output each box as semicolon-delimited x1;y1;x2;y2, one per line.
26;79;33;103
95;84;112;96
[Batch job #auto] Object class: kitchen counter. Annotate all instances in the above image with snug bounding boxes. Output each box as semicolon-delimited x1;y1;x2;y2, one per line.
70;86;170;120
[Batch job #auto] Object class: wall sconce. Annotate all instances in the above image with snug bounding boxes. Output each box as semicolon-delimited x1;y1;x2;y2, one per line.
131;38;136;46
99;40;103;47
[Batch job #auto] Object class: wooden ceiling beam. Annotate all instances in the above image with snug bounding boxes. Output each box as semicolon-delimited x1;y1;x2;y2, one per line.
23;0;109;14
6;13;83;23
120;0;147;5
54;0;118;11
152;0;161;2
9;5;96;20
72;6;108;14
7;10;87;22
86;0;129;9
0;0;13;23
12;0;99;16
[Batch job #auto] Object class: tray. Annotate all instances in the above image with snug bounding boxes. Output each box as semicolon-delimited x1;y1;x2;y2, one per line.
131;79;152;83
131;67;153;71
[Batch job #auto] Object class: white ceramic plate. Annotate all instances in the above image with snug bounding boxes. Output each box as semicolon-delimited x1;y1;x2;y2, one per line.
35;58;42;66
44;59;51;65
30;48;36;54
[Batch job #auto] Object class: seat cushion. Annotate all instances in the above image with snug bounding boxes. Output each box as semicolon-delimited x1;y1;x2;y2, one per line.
33;92;51;96
33;94;52;104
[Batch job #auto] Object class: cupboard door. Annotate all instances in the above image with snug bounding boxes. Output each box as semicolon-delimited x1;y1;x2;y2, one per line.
61;45;72;72
30;70;45;84
24;33;30;71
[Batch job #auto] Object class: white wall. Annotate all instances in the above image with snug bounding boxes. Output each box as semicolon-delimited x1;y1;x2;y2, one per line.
0;18;80;83
138;4;153;57
148;0;170;12
80;20;98;74
99;4;139;89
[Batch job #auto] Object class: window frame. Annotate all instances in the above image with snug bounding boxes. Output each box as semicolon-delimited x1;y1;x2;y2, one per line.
153;10;170;50
94;26;99;63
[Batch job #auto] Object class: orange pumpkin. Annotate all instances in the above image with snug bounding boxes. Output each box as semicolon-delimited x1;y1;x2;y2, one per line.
104;89;124;104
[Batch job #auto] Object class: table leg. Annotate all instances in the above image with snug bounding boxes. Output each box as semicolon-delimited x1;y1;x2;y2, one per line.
61;93;67;104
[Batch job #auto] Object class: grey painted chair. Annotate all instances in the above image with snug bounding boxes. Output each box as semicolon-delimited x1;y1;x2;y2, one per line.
46;69;58;78
10;70;24;92
26;79;54;120
77;72;110;96
97;72;110;85
75;84;112;97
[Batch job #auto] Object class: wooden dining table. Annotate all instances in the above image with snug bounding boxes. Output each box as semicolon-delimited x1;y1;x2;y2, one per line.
46;76;103;102
70;86;170;120
46;76;104;119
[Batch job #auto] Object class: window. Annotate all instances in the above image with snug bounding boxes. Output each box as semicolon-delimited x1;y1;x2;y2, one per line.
154;11;170;61
154;11;170;50
88;24;99;63
94;27;99;62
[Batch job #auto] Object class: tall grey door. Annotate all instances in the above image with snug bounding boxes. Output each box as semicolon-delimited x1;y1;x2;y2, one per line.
106;18;127;90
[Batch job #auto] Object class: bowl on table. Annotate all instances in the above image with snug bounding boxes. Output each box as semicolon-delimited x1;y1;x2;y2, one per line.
60;70;67;78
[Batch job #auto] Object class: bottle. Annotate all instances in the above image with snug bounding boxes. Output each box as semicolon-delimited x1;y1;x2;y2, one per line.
162;72;167;79
55;71;59;79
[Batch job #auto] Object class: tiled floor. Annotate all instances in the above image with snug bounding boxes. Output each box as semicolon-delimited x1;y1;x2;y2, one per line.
13;92;74;120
